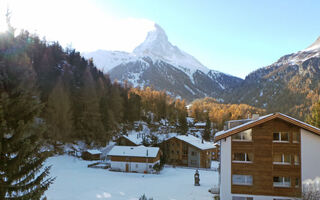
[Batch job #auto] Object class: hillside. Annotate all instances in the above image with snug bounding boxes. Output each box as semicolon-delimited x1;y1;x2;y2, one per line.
226;36;320;119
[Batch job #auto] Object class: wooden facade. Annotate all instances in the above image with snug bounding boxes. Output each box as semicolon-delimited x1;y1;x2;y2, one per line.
110;151;161;163
82;151;101;160
231;118;301;198
160;137;215;168
211;144;219;161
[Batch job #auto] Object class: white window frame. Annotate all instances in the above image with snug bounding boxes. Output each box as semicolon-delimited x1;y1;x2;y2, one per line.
273;132;289;143
273;176;291;188
233;152;253;163
273;154;291;165
232;129;252;142
232;175;253;186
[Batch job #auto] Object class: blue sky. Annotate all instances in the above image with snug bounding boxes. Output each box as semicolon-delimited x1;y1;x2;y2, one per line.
2;0;320;78
95;0;320;78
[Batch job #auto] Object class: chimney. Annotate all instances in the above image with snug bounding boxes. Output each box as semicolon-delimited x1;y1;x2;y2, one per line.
202;139;204;144
252;114;260;120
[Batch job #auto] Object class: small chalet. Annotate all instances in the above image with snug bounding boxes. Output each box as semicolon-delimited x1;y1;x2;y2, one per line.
114;133;145;146
82;149;102;160
108;145;161;173
160;135;217;168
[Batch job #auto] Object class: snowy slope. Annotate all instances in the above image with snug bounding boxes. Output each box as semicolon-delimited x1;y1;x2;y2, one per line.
82;50;138;73
45;155;218;200
303;36;320;52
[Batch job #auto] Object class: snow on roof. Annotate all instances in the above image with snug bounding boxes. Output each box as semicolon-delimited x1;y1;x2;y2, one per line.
108;145;160;158
186;117;194;123
194;122;206;126
165;135;216;150
122;134;143;145
215;113;273;138
86;149;102;155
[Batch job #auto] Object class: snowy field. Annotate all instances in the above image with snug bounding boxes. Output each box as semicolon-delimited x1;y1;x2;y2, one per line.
45;156;218;200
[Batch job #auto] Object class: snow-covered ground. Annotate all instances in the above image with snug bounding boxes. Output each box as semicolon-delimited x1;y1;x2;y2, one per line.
45;156;218;200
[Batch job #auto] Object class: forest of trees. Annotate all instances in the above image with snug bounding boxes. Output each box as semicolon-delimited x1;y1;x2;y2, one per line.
189;97;266;129
0;23;189;148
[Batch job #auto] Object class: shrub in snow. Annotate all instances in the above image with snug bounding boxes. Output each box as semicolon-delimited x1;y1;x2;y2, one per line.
139;194;153;200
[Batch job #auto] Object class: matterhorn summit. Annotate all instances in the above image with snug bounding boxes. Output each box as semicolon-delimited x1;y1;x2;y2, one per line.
133;23;209;75
82;23;242;101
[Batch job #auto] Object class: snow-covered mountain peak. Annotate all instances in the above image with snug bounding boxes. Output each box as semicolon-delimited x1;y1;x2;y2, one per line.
133;23;210;75
303;36;320;52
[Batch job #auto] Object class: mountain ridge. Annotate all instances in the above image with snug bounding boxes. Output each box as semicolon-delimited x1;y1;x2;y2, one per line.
83;23;243;101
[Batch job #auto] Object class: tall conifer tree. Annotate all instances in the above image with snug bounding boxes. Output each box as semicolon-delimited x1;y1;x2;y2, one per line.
0;17;54;198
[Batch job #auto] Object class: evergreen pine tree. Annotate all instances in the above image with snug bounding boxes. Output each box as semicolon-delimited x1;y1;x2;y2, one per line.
0;18;54;197
203;115;211;141
178;114;188;135
45;78;73;144
75;68;106;145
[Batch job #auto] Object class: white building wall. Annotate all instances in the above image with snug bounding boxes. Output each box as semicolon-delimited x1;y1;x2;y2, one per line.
301;129;320;183
110;160;160;173
220;137;231;200
229;194;297;200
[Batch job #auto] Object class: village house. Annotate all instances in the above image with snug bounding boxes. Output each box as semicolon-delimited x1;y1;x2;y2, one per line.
160;135;218;168
81;149;102;161
114;134;142;146
108;145;161;173
215;112;320;200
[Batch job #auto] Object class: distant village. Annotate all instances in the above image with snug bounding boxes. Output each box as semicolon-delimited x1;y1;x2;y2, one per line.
71;112;320;200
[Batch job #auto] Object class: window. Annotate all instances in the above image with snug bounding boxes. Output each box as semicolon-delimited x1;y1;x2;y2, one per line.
232;197;253;200
273;176;291;187
293;132;300;143
295;178;300;188
273;132;289;142
191;151;195;156
273;153;291;164
171;150;174;154
294;155;299;165
136;164;138;168
149;165;152;169
232;129;252;141
176;151;179;155
232;175;253;185
233;153;253;163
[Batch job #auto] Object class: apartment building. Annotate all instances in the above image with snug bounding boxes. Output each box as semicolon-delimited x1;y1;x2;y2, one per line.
215;113;320;200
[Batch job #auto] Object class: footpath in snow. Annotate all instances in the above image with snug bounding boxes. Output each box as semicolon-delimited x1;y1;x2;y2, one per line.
45;155;218;200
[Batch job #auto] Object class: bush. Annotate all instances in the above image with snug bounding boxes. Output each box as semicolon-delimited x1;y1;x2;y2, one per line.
139;194;153;200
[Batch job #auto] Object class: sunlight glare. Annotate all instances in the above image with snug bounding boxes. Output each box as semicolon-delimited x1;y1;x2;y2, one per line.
5;0;155;52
